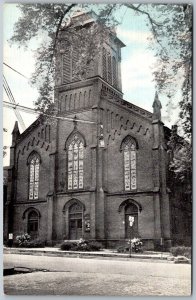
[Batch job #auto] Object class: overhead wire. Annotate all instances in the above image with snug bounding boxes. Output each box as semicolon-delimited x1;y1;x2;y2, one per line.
3;63;96;127
3;75;26;131
3;101;96;125
3;62;29;79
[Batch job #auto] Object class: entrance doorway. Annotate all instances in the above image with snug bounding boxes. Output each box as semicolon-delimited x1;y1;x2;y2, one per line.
125;203;138;239
27;210;39;239
69;203;83;240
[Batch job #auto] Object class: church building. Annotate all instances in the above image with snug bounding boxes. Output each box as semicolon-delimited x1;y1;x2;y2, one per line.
4;11;187;250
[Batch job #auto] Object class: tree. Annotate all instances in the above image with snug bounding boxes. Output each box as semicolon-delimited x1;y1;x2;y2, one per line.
9;3;192;180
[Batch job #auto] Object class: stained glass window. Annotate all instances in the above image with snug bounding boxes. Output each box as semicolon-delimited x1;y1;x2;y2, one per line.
122;137;137;191
29;154;40;200
68;135;84;190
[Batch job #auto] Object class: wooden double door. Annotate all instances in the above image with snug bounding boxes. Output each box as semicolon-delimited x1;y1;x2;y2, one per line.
69;203;83;240
125;203;139;238
125;213;138;239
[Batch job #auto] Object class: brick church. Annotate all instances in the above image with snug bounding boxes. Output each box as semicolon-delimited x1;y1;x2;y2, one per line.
4;11;191;250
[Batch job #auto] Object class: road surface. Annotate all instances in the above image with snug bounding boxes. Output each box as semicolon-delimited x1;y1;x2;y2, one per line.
4;254;191;296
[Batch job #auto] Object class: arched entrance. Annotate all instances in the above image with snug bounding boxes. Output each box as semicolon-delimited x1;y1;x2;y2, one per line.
125;203;138;239
27;210;39;239
69;202;83;239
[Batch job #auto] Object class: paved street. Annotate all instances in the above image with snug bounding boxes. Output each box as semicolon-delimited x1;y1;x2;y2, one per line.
4;254;191;296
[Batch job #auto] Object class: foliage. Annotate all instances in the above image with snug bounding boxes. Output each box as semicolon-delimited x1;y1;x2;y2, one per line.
167;126;192;188
60;239;102;251
117;238;143;253
9;4;192;128
169;143;192;183
170;246;191;259
128;237;143;253
60;241;77;251
9;4;192;173
15;234;45;248
9;3;117;114
15;233;31;247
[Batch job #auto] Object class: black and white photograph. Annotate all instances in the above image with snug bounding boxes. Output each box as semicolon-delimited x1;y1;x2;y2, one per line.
3;1;192;296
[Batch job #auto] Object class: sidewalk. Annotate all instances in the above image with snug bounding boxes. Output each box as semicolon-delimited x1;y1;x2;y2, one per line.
4;246;171;260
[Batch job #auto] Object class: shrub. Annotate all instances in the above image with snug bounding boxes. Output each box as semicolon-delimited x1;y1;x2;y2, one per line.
15;233;31;247
88;241;102;251
117;238;143;253
60;239;102;251
14;234;45;248
170;246;191;259
25;239;45;248
128;237;143;253
60;241;77;251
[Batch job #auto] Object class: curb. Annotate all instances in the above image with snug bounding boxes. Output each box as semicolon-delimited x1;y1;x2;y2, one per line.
4;248;170;260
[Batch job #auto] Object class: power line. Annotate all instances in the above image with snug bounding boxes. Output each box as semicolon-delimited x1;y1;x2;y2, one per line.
3;76;26;131
3;101;96;125
3;62;29;79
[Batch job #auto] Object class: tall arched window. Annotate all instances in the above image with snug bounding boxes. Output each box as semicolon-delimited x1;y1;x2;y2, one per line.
29;153;40;200
68;134;84;190
121;136;137;191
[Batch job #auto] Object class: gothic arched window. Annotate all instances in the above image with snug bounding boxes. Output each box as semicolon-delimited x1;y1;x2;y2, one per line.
68;134;84;190
28;153;40;200
121;136;137;191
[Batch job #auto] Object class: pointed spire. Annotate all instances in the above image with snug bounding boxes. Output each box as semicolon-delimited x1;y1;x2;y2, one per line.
152;91;162;120
12;121;20;146
12;121;19;134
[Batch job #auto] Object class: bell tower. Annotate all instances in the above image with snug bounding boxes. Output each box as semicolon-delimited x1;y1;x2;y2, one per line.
55;11;125;113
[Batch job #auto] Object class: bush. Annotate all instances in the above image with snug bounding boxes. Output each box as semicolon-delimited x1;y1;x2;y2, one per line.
14;234;45;248
170;246;191;259
25;239;45;248
60;241;77;251
15;233;31;247
60;239;102;251
87;241;102;251
117;238;143;253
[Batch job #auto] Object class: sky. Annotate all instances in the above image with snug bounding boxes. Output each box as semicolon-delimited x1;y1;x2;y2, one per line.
3;3;179;166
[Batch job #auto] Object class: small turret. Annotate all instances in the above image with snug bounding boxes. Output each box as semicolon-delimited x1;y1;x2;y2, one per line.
12;121;20;146
152;91;162;121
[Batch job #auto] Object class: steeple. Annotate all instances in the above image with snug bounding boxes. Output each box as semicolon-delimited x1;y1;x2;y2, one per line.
152;91;162;121
12;121;20;146
56;11;125;91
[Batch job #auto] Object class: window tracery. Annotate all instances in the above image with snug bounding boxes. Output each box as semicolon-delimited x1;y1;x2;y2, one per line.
122;137;137;191
68;134;84;190
29;153;40;200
